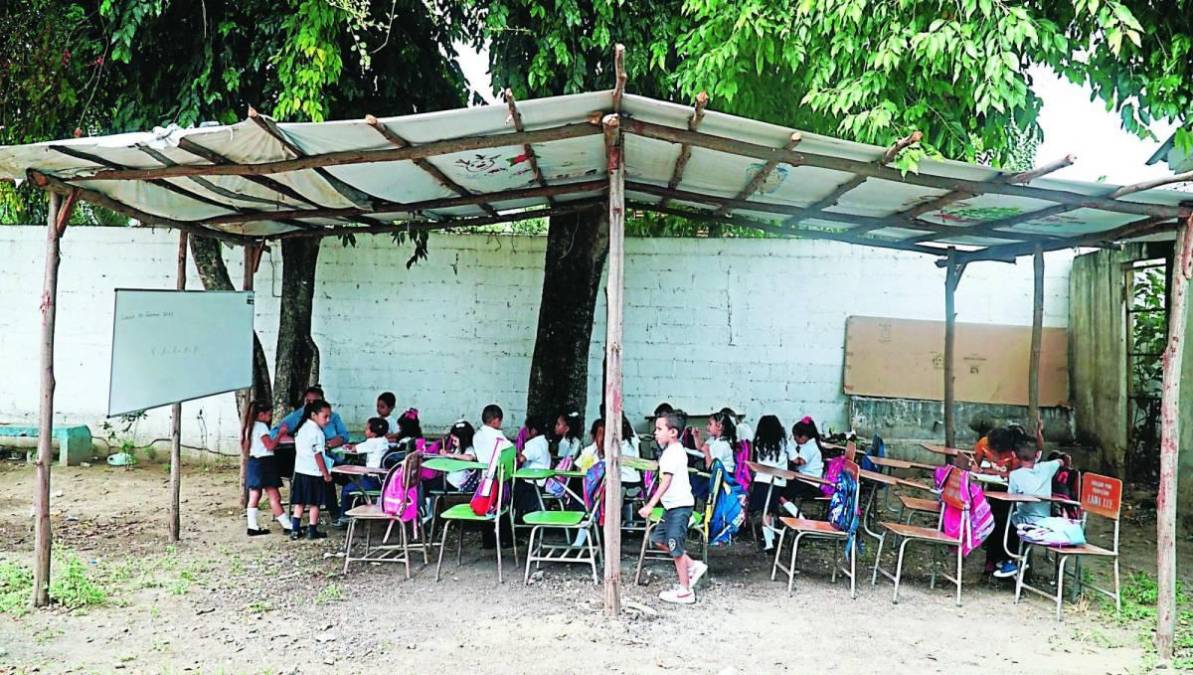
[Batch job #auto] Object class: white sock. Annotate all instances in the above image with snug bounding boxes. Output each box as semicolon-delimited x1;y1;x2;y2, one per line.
246;507;260;530
762;524;776;549
779;499;801;519
573;530;588;547
276;513;292;529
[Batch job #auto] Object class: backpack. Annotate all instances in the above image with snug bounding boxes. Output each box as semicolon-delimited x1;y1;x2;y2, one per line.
1017;517;1086;546
380;455;421;522
582;461;607;525
733;440;754;491
860;434;883;472
934;465;995;557
827;464;861;554
820;455;845;497
470;439;509;516
1051;464;1083;520
544;455;576;499
708;460;747;546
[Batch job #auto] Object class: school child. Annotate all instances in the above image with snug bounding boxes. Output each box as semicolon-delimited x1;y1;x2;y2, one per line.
788;416;826;500
515;415;552;515
974;427;1016;476
331;417;390;527
748;415;796;552
376;391;399;442
578;417;642;488
991;420;1057;578
245;402;293;536
554;410;584;460
576;418;605;472
383;408;423;467
692;411;737;473
721;407;752;450
474;404;514;548
431;420;479;492
639;411;707;605
289;400;334;540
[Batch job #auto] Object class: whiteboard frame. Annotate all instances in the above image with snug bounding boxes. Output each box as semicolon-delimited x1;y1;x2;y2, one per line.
107;288;255;417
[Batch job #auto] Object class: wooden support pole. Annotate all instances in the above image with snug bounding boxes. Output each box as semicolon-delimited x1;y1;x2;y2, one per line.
602;111;625;617
32;191;68;607
168;231;188;542
943;250;966;449
239;244;261;508
1027;244;1045;430
1156;217;1192;662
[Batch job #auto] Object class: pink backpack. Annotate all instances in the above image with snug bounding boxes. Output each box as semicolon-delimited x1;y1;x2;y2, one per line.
416;438;442;482
820;455;846;496
934;465;995;557
381;457;420;523
733;440;754;489
544;455;575;499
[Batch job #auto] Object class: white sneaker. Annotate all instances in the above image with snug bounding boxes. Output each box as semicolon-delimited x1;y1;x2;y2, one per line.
659;586;695;605
687;561;708;589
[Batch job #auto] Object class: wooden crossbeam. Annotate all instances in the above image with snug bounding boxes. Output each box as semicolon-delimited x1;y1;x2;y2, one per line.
659;92;709;209
611;45;627;113
176;137;328;209
76;123;601;181
713;132;801;216
188;179;605;228
620;118;1189;220
28;169;254;245
364;114;499;217
948;215;1181;265
504;89;553;205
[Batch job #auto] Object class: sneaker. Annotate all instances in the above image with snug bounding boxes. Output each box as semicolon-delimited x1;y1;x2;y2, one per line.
659;586;696;605
307;527;328;540
246;528;270;537
687;561;708;589
290;527;303;541
331;517;351;530
992;561;1019;579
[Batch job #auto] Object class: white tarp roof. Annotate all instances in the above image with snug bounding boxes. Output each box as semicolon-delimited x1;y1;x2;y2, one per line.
2;91;1188;258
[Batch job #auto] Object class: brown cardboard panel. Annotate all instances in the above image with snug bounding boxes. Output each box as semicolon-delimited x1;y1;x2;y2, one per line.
843;316;1069;406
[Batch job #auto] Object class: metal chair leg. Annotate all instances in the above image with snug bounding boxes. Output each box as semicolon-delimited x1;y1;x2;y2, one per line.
771;526;787;581
635;520;654;585
495;519;504;584
399;519;411;580
1055;556;1069;622
523;526;537;585
871;531;887;586
892;538;912;604
588;523;600;585
849;539;857;599
1014;544;1030;605
786;533;802;595
435;521;452;582
342;518;356;574
1113;557;1122;613
954;543;963;607
457;521;464;565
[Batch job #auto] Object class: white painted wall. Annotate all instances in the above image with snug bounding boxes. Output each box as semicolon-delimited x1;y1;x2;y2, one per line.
0;227;1073;460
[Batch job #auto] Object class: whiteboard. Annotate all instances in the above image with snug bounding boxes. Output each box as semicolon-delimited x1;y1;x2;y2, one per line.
108;290;254;416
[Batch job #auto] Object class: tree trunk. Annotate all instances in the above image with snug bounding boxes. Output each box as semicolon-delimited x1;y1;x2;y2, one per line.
526;207;610;422
273;238;322;417
189;236;272;408
32;192;62;607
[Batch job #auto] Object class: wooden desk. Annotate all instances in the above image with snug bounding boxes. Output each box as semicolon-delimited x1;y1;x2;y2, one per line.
985;492;1040;503
920;443;974;457
421;457;485;472
868;456;913;471
331;465;387;477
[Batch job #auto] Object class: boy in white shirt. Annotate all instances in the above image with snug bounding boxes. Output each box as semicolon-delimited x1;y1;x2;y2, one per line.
514;415;552;516
473;404;514;549
639;412;707;605
994;441;1069;579
376;392;400;443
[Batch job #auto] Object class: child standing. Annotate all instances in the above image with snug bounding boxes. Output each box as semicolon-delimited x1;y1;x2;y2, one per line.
748;415;796;552
245;402;293;536
289;400;334;541
331;417;391;527
554;410;584;460
639;412;707;605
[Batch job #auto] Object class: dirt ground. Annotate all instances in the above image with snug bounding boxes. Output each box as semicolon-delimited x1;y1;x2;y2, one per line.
0;460;1187;674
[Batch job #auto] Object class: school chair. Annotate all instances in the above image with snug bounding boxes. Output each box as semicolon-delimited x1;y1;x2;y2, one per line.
771;460;862;598
341;460;429;578
633;467;717;585
1014;473;1122;621
896;495;941;526
522;467;605;585
871;466;968;607
435;445;519;584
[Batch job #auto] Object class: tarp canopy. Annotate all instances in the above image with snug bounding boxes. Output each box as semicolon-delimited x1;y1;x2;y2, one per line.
2;90;1189;262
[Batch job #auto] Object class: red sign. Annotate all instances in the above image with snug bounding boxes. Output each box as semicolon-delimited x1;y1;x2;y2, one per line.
1080;473;1123;520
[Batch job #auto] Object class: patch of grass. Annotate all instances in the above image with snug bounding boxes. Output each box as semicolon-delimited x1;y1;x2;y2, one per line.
0;559;34;616
49;553;107;610
315;582;343;605
245;600;272;614
1099;570;1193;666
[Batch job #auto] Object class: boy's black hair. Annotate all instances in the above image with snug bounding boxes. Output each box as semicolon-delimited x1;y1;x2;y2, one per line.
524;414;546;436
304;385;325;398
753;415;786;463
986;427;1010;453
251;400;272;416
659;411;686;436
482;404;503;425
378;391;396;408
1013;442;1038;463
654;402;675;417
590;417;605;438
367;417;389;437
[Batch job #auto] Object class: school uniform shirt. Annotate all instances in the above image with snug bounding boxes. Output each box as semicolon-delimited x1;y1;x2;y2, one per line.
752;439;796;486
522;435;551;471
1009;459;1063;525
384;414;400;438
446;445;475;490
353;436;389;469
793;438;823;478
294;422;328;477
249;422;273;459
658;441;695;510
273;407;351;447
707;438;736;473
556;436;583;460
473;425;512;466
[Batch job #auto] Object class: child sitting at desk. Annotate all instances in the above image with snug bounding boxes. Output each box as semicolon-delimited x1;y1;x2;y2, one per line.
748;415;796;552
788;416;826;500
554;410;584;460
514;415;552;516
994;433;1071;579
692;411;737;474
331;418;390;527
429;420;480;493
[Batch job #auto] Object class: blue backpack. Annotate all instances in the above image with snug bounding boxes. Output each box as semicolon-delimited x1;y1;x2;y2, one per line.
827;464;861;554
707;459;747;546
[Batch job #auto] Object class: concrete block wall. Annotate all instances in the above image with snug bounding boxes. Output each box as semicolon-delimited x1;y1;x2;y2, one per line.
0;227;1073;460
